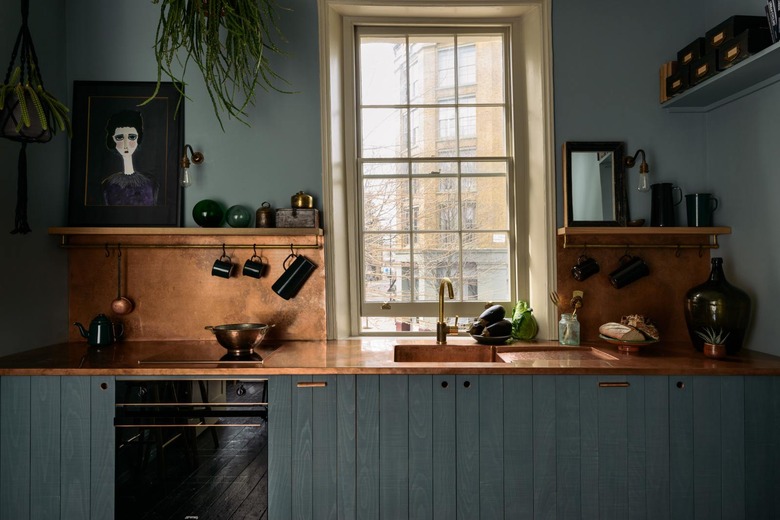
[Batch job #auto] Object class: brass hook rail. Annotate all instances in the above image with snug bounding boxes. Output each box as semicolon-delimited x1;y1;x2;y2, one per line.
58;236;321;250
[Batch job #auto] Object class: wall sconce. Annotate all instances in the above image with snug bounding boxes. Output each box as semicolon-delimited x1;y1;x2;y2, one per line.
624;149;650;192
180;144;204;188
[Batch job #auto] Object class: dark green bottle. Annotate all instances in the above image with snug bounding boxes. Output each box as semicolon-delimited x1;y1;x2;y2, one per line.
684;257;751;354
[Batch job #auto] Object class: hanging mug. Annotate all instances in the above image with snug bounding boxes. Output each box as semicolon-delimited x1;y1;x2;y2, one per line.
243;254;267;279
272;250;317;299
608;254;650;289
571;255;600;281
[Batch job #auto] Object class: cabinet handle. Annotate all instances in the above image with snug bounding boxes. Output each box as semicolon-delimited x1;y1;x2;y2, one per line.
598;382;630;388
297;381;327;388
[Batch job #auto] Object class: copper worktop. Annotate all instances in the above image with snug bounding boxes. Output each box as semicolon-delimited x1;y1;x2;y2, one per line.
1;337;780;376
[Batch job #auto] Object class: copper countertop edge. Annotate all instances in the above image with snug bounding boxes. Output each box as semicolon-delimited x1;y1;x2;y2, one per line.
1;338;779;376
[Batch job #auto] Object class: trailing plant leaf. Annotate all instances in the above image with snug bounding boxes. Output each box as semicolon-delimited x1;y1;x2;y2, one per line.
146;0;293;128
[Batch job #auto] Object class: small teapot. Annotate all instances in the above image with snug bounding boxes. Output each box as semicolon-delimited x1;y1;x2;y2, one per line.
73;314;124;346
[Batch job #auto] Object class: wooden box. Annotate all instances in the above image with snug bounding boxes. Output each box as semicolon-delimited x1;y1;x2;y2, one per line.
677;37;706;66
717;29;773;70
705;15;768;52
275;208;320;228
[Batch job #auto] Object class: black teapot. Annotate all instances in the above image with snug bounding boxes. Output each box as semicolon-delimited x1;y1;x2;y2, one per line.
73;314;124;346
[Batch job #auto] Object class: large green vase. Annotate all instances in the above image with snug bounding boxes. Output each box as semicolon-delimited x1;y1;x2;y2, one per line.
684;257;751;354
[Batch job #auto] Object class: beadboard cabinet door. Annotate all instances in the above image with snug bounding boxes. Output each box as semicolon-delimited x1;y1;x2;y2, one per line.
268;375;341;520
0;375;115;520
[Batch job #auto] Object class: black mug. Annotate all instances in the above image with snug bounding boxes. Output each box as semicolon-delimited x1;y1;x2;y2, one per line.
685;193;719;227
272;254;317;300
571;255;600;281
609;255;649;289
650;183;682;227
242;255;266;278
212;254;235;278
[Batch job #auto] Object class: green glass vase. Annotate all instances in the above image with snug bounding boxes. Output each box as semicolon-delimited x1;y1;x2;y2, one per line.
684;257;751;355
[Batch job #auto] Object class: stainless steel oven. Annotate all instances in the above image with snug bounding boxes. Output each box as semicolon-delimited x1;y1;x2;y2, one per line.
114;378;268;520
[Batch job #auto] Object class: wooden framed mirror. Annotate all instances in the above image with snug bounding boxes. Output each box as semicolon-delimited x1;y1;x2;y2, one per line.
563;141;627;226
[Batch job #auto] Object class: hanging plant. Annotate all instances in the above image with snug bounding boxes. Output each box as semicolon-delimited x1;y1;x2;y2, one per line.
0;0;72;234
146;0;292;128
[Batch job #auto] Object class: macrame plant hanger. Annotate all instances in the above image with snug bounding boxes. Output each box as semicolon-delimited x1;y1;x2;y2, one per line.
0;0;71;234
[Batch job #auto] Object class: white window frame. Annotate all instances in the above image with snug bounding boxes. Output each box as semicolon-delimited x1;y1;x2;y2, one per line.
318;0;557;339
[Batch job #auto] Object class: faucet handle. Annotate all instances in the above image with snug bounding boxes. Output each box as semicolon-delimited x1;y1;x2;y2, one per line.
447;315;460;335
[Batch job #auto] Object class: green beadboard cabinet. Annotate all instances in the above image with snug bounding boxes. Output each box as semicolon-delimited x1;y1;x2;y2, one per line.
268;374;780;520
1;375;779;518
0;375;115;520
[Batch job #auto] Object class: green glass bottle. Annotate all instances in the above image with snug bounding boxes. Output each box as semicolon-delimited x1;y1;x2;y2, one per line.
684;257;751;355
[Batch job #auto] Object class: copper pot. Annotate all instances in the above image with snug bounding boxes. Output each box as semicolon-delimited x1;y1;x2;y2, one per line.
291;191;313;208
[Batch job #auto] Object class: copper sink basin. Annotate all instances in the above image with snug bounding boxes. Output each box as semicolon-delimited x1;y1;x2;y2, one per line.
393;344;619;363
393;344;503;363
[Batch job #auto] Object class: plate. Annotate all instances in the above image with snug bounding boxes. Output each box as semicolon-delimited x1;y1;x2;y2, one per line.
599;334;659;352
471;334;512;345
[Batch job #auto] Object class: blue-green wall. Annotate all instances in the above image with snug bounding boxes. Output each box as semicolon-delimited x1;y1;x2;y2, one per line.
0;0;776;356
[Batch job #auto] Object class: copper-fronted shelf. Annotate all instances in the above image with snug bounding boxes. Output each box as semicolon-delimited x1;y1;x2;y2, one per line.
558;226;730;251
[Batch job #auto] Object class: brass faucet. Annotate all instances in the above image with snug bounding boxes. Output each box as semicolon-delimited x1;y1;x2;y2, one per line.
436;277;459;344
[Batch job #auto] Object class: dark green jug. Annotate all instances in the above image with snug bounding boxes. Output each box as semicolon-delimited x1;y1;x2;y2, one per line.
684;257;751;355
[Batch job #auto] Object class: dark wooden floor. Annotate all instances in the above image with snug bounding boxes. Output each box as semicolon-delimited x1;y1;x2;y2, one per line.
116;381;268;520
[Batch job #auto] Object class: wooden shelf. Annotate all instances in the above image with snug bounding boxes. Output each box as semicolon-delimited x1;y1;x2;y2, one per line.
48;227;323;250
558;226;730;236
49;227;322;236
661;42;780;112
558;226;731;250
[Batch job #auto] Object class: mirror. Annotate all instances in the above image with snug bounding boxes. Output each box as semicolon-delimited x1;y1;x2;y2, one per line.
563;141;627;227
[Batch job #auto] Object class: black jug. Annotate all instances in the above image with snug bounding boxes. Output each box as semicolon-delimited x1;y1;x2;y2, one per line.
650;183;682;227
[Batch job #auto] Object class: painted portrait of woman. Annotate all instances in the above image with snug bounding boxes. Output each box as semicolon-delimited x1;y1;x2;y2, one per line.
101;110;159;206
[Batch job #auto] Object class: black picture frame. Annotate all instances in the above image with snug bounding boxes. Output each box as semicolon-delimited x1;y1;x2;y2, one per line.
67;81;183;227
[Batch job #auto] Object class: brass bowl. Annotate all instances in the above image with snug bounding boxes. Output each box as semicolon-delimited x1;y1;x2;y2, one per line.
205;323;272;356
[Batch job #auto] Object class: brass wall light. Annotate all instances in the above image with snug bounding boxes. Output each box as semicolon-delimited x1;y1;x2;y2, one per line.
624;149;650;192
180;144;204;188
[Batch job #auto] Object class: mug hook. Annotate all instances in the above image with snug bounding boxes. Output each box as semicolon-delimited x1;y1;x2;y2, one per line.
283;244;298;269
104;243;111;257
220;243;230;261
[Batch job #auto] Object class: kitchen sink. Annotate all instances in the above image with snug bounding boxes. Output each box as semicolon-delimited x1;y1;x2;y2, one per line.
393;344;503;363
497;346;619;362
393;344;619;363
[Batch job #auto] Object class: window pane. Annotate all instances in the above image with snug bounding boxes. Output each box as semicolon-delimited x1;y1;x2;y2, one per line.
411;161;457;175
461;176;508;229
412;237;461;300
412;178;458;231
463;232;510;301
363;178;409;231
462;106;505;156
458;35;504;103
359;37;407;105
361;108;406;158
461;161;508;174
362;162;409;176
363;233;411;302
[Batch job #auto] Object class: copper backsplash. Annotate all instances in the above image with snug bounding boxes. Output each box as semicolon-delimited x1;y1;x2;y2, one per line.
556;234;712;342
67;233;326;342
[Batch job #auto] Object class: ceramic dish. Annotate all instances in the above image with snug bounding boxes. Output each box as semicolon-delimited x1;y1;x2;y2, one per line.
599;333;659;353
471;333;512;345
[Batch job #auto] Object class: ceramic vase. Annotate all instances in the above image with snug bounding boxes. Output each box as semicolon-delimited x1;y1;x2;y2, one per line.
684;257;751;355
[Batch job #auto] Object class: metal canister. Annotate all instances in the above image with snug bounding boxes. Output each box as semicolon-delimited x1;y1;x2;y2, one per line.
255;201;274;228
291;191;314;209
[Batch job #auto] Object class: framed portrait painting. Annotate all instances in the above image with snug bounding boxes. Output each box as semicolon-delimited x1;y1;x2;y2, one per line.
67;81;183;226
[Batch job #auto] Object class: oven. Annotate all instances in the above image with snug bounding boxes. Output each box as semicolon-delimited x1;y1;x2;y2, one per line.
114;378;268;520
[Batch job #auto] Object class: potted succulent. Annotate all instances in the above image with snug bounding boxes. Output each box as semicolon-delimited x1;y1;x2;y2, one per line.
147;0;291;128
695;326;730;359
